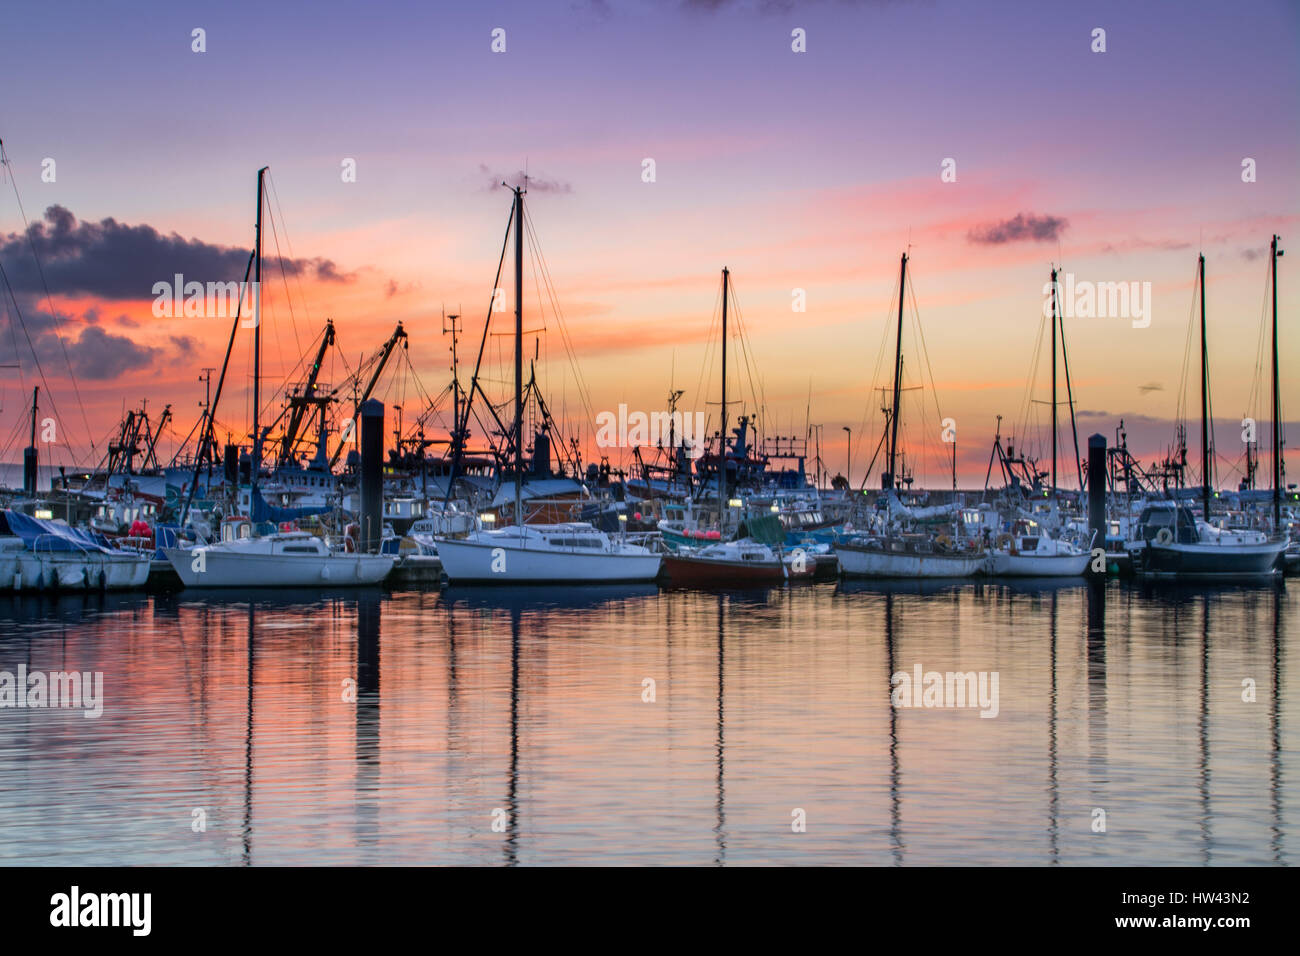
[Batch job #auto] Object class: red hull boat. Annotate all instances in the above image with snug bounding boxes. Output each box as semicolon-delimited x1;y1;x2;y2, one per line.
661;540;787;587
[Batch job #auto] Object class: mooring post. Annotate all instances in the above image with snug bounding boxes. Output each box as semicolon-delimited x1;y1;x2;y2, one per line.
1088;433;1107;558
360;399;384;553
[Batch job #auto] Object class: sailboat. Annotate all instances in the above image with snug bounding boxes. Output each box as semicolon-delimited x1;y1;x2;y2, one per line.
988;517;1090;576
986;268;1092;577
433;186;662;584
1131;251;1287;576
836;252;986;578
659;268;787;587
164;168;395;588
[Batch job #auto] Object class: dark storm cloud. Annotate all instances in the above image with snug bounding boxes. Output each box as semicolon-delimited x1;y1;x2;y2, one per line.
64;325;161;380
0;205;353;300
967;213;1068;245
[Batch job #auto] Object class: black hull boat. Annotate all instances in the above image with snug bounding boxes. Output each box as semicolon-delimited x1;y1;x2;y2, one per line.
1129;502;1286;578
1138;538;1286;577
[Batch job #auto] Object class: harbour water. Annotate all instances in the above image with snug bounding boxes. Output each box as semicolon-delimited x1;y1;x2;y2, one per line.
0;579;1293;866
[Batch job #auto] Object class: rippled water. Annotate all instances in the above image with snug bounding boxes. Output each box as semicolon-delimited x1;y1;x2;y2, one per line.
0;578;1293;865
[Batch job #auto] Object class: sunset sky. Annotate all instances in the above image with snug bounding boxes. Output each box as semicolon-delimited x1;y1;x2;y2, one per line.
1;0;1296;488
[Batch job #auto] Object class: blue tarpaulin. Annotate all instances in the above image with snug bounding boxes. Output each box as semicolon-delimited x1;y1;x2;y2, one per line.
151;524;183;560
249;485;332;524
1;510;112;553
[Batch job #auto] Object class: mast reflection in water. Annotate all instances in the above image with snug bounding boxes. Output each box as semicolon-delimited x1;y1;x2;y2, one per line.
0;580;1291;865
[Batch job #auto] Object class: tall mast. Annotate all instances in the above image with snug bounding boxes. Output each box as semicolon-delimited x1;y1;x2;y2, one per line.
252;166;267;486
720;266;729;535
1271;234;1282;529
514;186;525;526
1199;254;1210;522
885;253;907;490
1050;266;1058;493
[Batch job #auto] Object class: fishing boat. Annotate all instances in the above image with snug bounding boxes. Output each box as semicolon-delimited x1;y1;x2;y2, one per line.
164;530;395;588
988;518;1090;577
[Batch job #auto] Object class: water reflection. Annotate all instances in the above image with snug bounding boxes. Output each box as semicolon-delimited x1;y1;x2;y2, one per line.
0;579;1292;865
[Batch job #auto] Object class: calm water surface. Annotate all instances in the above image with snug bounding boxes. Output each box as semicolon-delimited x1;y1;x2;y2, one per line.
0;579;1293;865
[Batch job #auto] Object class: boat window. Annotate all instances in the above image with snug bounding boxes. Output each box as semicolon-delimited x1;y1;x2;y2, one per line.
281;545;319;554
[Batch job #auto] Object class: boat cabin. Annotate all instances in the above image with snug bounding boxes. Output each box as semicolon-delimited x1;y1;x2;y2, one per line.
1134;502;1199;545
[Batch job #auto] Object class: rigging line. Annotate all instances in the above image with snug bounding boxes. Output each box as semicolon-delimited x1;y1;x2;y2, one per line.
0;255;78;464
522;210;595;426
1017;299;1049;447
1246;255;1272;425
858;270;898;473
266;173;313;332
694;274;724;432
904;265;944;484
1206;344;1217;490
521;214;564;428
726;277;768;434
0;140;95;459
2;280;26;393
1174;257;1199;428
1054;292;1083;489
263;190;304;361
906;266;943;427
444;197;514;504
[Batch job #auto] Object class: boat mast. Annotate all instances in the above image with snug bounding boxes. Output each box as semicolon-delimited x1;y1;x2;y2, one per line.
720;266;729;536
1199;254;1211;522
885;253;907;491
1271;234;1282;530
1050;266;1058;494
514;186;524;528
251;166;267;488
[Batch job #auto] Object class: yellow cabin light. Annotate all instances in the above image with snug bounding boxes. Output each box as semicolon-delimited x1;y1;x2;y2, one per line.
728;499;743;508
34;508;53;520
479;512;496;524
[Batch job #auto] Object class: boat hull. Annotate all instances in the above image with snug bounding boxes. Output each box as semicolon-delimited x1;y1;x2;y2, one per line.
2;552;149;591
1136;539;1286;577
661;553;785;587
835;542;985;579
163;548;395;588
989;552;1090;577
434;538;661;584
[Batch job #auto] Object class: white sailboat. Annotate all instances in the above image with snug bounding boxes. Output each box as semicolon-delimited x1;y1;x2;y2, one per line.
433;522;661;583
161;169;396;590
164;530;394;588
433;185;663;585
988;518;1090;577
835;251;985;579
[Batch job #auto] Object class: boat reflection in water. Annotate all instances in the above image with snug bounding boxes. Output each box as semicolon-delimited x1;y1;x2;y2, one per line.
0;579;1290;865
